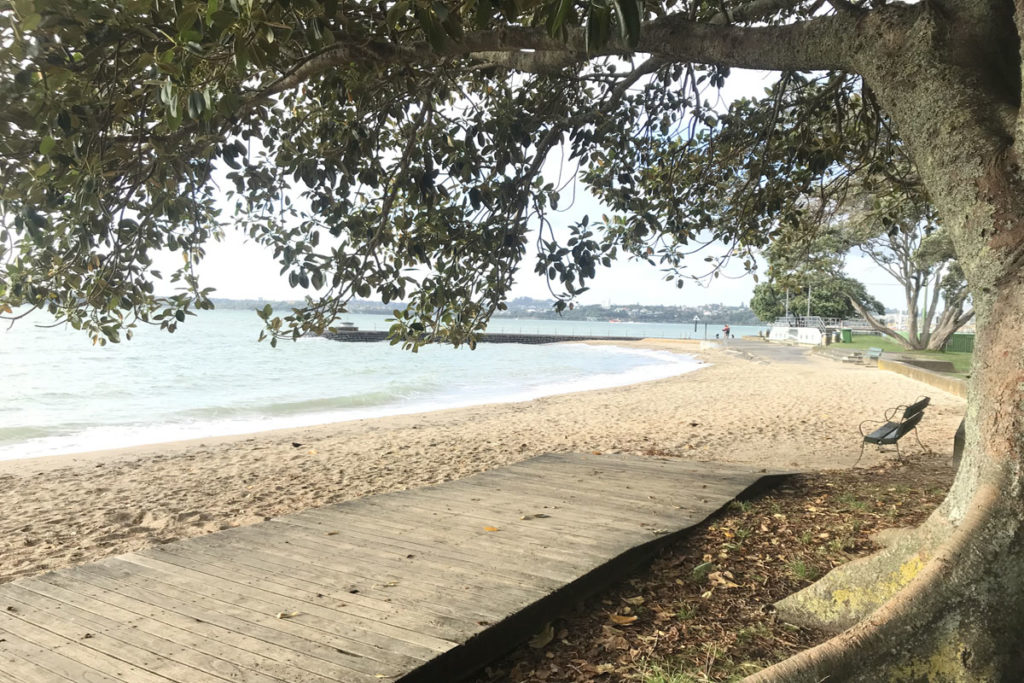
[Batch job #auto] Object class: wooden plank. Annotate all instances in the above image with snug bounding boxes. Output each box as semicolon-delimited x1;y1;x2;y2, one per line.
0;625;86;682
534;452;771;482
408;477;703;533
2;582;249;683
400;486;689;549
143;542;476;644
272;512;574;586
146;534;481;628
79;559;423;680
447;464;702;505
442;468;727;518
113;554;452;660
58;566;389;682
175;527;512;623
25;570;339;683
289;506;588;581
372;490;626;550
230;517;549;600
297;502;610;567
250;521;547;604
447;473;725;528
0;606;130;682
479;460;747;500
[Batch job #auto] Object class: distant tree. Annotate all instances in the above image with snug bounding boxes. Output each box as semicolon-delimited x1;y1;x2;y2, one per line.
837;194;974;350
750;277;883;322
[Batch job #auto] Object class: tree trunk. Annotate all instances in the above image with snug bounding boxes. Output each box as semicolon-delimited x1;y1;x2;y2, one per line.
745;4;1024;679
749;277;1024;682
925;307;975;351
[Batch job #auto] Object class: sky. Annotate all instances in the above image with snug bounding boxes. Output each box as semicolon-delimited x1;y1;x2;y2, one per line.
165;68;911;312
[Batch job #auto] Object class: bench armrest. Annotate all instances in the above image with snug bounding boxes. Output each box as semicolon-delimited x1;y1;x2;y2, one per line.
860;418;886;437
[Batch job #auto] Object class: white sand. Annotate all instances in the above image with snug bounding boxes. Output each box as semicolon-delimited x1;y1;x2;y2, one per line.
0;340;965;583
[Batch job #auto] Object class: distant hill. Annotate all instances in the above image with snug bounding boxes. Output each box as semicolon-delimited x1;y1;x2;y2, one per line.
212;297;762;324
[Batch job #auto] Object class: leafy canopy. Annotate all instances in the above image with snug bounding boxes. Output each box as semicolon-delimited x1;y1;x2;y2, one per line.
0;0;906;346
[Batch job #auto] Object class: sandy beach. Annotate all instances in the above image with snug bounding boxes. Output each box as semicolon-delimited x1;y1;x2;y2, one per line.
0;340;965;584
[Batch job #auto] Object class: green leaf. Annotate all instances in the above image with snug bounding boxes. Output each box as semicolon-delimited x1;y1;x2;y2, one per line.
21;12;42;31
414;6;447;51
612;0;641;48
546;0;572;37
386;1;409;29
39;136;55;155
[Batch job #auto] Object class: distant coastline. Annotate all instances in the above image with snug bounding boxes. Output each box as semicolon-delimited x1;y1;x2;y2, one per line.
209;296;765;325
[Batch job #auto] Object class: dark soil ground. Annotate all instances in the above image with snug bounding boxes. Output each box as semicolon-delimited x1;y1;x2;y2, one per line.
470;454;954;683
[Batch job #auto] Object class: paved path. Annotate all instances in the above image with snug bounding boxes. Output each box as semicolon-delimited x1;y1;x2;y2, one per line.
725;339;813;363
0;453;780;682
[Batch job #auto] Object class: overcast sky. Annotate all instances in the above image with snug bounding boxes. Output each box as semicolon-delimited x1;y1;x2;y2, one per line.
168;69;911;312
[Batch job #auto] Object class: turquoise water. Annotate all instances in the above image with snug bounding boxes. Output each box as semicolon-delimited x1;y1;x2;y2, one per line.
0;310;739;461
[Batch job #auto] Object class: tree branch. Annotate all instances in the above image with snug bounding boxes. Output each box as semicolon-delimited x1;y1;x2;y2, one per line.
642;12;857;71
243;11;860;108
849;295;915;349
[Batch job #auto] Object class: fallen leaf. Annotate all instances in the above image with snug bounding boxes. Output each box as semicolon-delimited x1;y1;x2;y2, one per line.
609;614;638;626
622;596;645;606
325;531;339;536
276;611;301;619
483;526;500;532
529;623;555;649
708;571;740;588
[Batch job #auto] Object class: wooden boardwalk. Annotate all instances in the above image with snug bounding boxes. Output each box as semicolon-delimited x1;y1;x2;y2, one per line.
0;453;781;682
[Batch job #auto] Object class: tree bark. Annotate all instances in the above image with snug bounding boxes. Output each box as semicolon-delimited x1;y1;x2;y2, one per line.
745;3;1024;680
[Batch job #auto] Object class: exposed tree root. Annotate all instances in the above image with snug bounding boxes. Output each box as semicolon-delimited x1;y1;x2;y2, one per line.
772;518;950;632
745;483;1024;682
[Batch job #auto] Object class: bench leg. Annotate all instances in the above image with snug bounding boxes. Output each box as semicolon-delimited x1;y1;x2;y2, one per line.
854;440;868;468
913;426;925;451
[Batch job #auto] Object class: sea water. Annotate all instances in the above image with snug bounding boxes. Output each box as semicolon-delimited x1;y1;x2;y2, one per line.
0;310;754;462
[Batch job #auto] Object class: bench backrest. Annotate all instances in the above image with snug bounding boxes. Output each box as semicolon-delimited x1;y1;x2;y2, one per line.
893;409;924;439
904;396;931;420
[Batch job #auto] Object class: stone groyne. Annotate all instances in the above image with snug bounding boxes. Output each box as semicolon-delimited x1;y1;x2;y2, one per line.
322;330;640;344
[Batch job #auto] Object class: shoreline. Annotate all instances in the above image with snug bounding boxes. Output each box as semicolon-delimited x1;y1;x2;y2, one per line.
0;338;706;473
1;340;965;584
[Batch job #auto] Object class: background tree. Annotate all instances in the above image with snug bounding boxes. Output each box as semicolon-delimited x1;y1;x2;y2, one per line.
3;1;1024;680
838;195;974;350
749;277;883;322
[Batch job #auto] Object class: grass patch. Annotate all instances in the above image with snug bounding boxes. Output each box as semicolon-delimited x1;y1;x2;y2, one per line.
833;335;972;374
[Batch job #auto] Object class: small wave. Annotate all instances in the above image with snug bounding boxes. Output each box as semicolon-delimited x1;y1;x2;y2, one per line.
170;390;409;420
0;425;59;444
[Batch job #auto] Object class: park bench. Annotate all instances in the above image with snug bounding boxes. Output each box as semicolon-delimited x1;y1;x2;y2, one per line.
856;396;930;465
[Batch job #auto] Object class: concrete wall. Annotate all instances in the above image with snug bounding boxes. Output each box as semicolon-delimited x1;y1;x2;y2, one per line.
878;357;967;398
